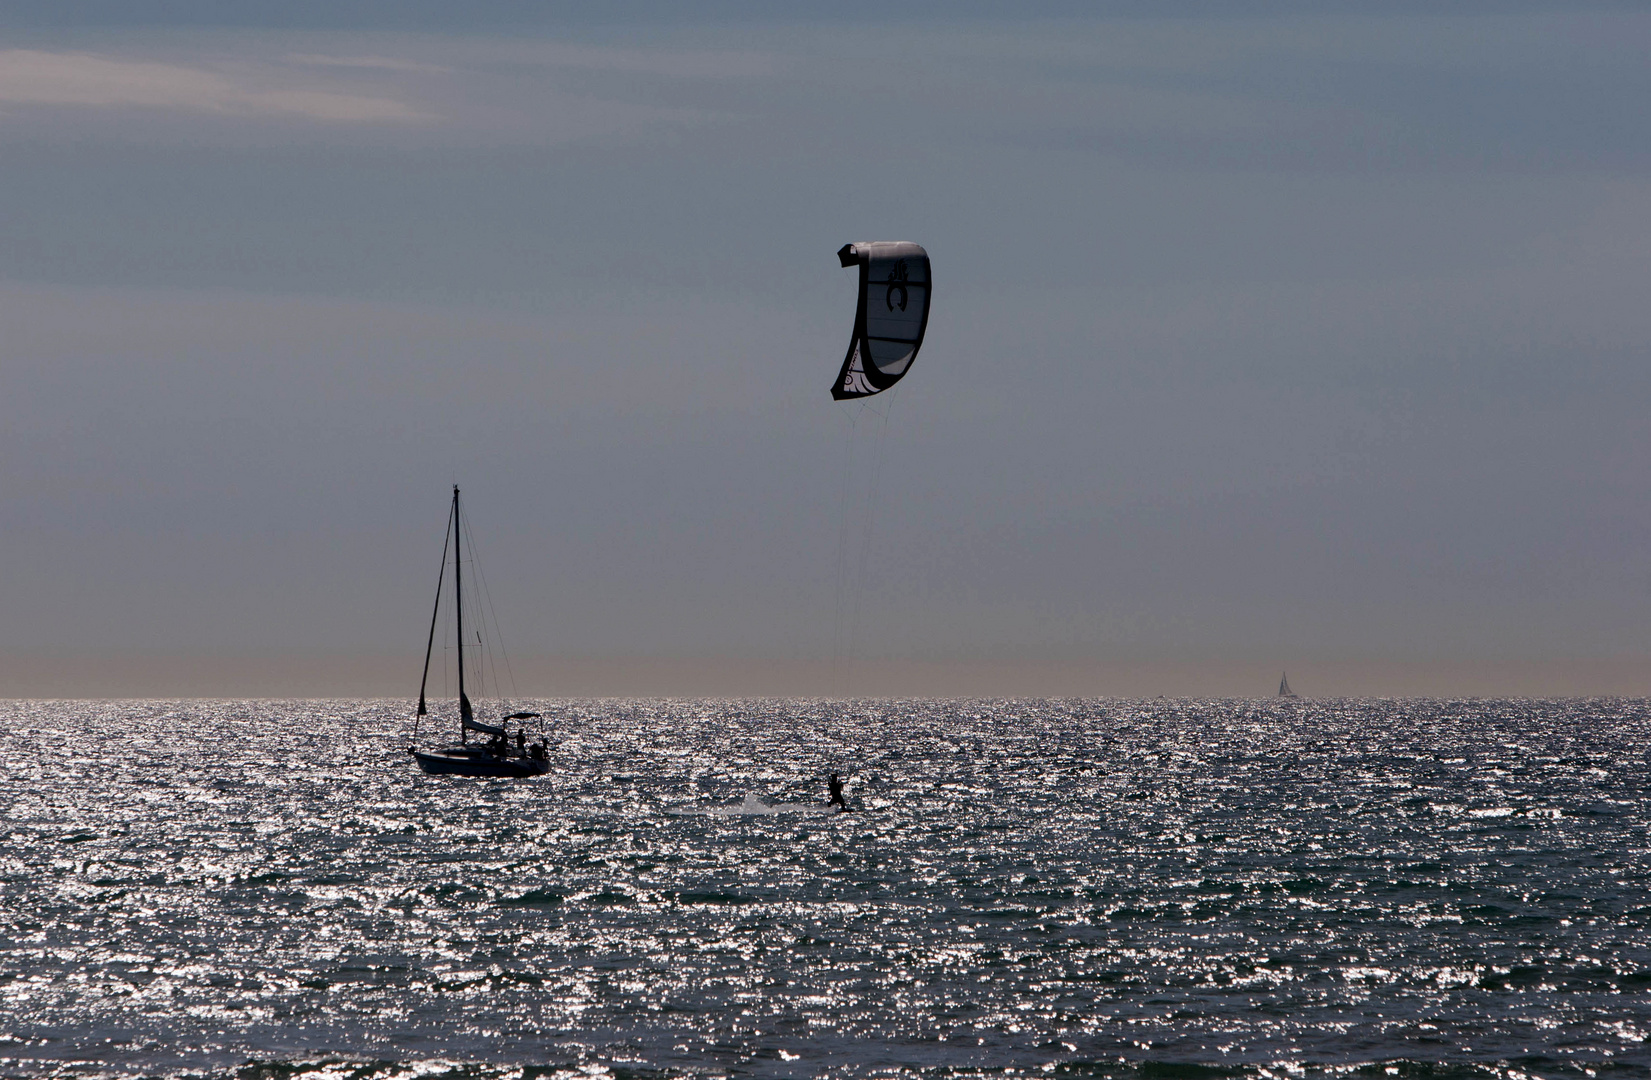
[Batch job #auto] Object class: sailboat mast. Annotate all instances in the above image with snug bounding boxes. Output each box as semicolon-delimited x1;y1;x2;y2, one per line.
453;485;471;730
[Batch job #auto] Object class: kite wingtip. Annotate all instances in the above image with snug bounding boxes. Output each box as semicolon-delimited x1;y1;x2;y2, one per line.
837;243;860;268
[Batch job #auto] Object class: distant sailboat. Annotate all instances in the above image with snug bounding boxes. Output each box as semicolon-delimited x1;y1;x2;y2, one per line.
408;486;549;778
1278;672;1297;698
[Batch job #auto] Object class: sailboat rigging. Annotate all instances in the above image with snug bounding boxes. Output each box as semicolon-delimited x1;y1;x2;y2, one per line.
409;485;549;778
1278;672;1298;699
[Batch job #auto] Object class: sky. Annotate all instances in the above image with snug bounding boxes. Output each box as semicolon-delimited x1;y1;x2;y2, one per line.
2;2;1649;697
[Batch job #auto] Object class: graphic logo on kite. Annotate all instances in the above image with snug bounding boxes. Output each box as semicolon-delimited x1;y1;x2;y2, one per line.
885;259;909;312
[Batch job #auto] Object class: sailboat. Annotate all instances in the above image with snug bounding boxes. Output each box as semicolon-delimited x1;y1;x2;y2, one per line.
1278;672;1298;698
408;485;550;778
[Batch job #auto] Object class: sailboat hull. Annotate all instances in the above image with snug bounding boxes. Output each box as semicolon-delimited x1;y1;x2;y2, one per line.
410;749;549;778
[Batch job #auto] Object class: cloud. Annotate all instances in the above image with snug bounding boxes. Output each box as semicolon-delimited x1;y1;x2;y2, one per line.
0;49;431;122
0;42;742;145
285;53;452;74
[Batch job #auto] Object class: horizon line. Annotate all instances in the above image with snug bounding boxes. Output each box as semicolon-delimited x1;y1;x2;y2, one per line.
1;652;1649;700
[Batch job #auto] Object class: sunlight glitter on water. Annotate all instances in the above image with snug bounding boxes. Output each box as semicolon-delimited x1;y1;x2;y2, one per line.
1;698;1650;1078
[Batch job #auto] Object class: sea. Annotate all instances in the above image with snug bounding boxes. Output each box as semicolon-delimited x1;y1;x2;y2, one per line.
2;698;1649;1080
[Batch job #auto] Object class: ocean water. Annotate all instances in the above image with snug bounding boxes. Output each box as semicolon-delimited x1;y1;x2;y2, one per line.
2;698;1649;1079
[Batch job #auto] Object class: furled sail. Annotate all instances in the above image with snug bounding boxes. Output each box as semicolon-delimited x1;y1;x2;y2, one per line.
831;241;931;400
463;715;507;737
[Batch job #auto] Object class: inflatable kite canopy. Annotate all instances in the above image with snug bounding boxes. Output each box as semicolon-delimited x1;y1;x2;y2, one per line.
831;241;931;401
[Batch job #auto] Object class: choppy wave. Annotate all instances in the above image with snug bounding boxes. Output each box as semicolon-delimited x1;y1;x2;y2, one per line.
2;698;1649;1079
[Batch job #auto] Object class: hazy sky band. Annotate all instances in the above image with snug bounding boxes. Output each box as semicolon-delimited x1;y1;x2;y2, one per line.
1;4;1648;695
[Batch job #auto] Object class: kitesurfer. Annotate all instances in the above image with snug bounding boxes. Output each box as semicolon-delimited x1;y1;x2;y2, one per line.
828;772;847;812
